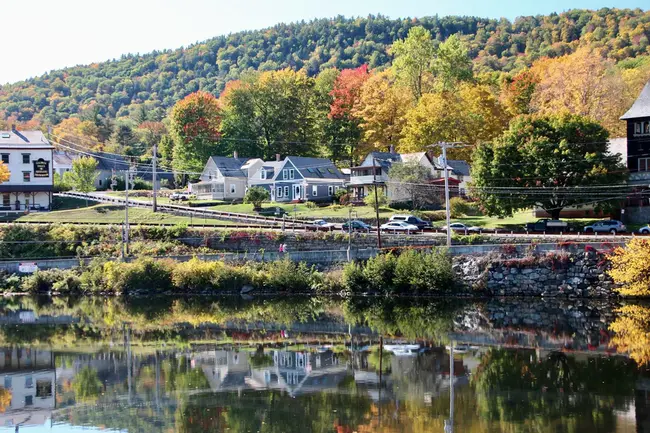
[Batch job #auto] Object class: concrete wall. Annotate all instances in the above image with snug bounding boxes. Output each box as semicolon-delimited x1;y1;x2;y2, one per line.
625;206;650;224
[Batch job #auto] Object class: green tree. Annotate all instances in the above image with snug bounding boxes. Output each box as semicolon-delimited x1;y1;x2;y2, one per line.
244;186;270;210
434;34;474;90
72;367;103;403
391;26;436;100
170;91;222;178
472;114;628;220
68;157;99;204
388;160;436;209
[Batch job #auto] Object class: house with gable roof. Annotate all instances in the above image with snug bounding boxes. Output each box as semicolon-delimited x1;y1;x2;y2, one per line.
190;152;263;200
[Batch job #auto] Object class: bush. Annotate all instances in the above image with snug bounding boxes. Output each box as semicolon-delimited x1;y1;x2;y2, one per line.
0;272;22;293
262;259;319;293
305;201;317;209
171;258;221;292
334;189;348;204
342;262;366;293
362;254;397;292
364;187;388;209
21;269;80;294
449;197;470;218
393;250;454;293
102;258;173;294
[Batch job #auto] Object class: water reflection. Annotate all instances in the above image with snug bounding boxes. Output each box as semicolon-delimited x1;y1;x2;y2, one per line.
0;296;645;432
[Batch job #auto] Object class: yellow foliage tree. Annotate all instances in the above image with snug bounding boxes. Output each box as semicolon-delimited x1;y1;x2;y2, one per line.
530;47;628;137
352;70;413;154
609;304;650;365
0;388;10;413
607;238;650;296
399;83;508;160
0;162;9;184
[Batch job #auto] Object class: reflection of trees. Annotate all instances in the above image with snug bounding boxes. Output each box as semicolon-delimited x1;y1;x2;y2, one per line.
343;297;467;341
610;303;650;366
472;348;637;432
367;348;391;372
72;367;103;403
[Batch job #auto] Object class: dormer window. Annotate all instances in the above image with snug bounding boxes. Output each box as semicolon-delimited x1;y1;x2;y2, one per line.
260;169;267;180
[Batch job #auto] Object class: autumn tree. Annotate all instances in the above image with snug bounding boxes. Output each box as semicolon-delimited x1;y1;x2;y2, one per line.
530;47;628;136
434;34;474;91
327;65;370;161
388;160;437;209
607;238;650;297
501;69;539;116
170;91;222;175
472;114;628;220
399;83;508;160
391;26;436;100
0;162;9;184
353;70;413;154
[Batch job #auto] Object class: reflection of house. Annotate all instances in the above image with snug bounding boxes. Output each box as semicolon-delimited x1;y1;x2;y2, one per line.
0;348;55;427
199;350;251;391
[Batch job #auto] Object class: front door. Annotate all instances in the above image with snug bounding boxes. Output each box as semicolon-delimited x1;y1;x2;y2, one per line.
293;185;301;201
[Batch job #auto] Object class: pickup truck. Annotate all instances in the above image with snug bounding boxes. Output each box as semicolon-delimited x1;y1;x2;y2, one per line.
525;219;568;232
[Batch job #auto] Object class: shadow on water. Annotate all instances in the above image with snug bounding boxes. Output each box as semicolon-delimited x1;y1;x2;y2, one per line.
0;295;647;432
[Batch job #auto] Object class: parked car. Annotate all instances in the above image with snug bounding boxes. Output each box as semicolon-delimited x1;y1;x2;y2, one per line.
639;225;650;234
258;206;287;217
583;220;626;234
342;220;372;232
380;221;420;233
441;223;482;234
307;219;336;232
525;219;568;232
169;192;192;201
389;214;432;230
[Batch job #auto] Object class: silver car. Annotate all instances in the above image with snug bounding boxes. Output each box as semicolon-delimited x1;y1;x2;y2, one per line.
639;225;650;235
583;220;626;234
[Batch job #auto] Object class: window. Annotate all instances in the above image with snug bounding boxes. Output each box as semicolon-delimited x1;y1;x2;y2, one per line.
639;158;650;172
277;187;282;198
284;186;289;197
327;168;335;174
307;168;315;173
23;172;30;182
98;179;102;187
230;184;236;194
289;169;295;180
22;154;30;164
646;122;650;134
260;169;267;180
4;376;11;390
2;194;9;207
328;186;334;196
25;375;33;388
283;169;288;180
25;395;33;406
312;185;318;196
636;122;643;134
0;154;8;164
36;380;52;398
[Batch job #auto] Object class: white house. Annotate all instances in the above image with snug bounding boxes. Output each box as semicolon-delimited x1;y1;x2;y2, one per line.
190;153;263;200
0;128;54;211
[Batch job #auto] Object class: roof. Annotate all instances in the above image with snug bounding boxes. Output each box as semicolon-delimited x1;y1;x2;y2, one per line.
53;151;78;167
286;156;346;180
447;160;471;177
621;81;650;120
210;156;250;178
0;130;52;148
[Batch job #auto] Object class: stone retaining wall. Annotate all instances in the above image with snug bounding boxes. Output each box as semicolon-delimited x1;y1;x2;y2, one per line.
455;249;618;298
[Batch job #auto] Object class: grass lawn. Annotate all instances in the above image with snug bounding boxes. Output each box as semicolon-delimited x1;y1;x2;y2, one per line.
13;203;237;226
450;210;610;231
208;202;397;220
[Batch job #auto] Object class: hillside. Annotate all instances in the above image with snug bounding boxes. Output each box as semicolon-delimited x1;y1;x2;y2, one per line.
0;8;649;125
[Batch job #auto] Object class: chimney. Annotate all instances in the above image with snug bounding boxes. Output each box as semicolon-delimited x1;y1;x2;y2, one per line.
233;150;238;159
389;144;395;154
11;124;16;132
276;153;281;162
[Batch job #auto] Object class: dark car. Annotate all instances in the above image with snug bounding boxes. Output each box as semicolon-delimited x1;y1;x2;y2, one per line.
342;220;372;232
389;214;432;230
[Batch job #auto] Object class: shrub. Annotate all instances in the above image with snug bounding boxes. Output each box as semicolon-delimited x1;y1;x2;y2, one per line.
0;272;22;293
262;259;318;293
342;262;366;293
21;269;79;294
334;189;348;204
171;258;221;292
305;201;317;209
449;197;470;218
364;187;388;209
362;254;397;292
394;250;454;293
103;258;173;294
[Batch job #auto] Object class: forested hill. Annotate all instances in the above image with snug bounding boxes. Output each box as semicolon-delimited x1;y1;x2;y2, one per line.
1;8;649;124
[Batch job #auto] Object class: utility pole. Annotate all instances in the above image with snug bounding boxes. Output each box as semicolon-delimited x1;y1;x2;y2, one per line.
152;142;158;212
123;165;130;259
372;157;383;249
347;207;352;262
428;142;468;248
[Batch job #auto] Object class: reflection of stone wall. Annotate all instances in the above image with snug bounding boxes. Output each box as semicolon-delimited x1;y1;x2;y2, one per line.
455;250;618;298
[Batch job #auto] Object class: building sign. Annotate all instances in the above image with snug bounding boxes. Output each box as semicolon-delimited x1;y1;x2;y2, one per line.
33;158;50;178
19;262;38;273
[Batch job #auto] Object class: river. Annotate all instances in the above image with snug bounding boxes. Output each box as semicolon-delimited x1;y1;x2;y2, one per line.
0;295;647;432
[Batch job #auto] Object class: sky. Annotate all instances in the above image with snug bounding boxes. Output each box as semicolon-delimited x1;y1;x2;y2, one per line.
0;0;646;84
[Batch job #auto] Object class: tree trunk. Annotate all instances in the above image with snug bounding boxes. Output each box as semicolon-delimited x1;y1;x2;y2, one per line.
550;208;562;220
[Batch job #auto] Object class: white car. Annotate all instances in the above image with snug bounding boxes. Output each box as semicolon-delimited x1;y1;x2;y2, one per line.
307;219;336;232
380;221;420;233
441;223;482;233
639;225;650;235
